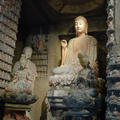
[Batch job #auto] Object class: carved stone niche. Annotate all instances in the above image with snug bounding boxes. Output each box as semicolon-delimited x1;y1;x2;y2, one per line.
47;45;105;120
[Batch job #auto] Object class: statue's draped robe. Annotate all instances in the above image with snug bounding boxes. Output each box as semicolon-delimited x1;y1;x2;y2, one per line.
65;35;98;74
51;35;98;86
12;60;37;92
12;60;37;78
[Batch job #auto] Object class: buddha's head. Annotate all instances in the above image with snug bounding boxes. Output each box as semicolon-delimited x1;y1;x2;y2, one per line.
23;46;33;59
75;16;88;36
20;54;27;69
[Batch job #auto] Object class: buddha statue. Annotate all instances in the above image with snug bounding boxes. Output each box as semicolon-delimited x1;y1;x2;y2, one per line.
61;16;98;73
50;16;98;88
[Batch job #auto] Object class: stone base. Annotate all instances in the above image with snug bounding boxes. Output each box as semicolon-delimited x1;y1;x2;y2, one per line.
46;90;102;120
3;103;32;120
47;90;68;108
5;103;32;111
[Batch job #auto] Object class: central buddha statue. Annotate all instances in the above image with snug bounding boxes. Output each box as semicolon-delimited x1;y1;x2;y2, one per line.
47;16;105;120
50;16;98;88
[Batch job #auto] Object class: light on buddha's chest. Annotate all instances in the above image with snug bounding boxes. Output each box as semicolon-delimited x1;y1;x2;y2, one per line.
73;35;90;53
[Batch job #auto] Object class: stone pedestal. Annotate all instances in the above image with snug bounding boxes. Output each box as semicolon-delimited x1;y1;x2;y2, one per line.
3;104;32;120
47;90;68;120
47;90;101;120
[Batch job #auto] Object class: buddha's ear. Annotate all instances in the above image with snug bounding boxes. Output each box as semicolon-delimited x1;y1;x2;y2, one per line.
76;31;78;36
85;24;88;34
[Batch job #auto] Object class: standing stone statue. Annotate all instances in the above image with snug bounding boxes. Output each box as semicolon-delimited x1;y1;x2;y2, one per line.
2;47;38;104
12;46;37;79
7;54;35;93
3;54;38;104
2;51;38;120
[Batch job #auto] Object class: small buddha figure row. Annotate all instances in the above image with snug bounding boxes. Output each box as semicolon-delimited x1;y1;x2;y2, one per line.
0;52;13;64
32;60;48;66
0;23;17;40
0;0;21;9
0;15;18;32
106;108;120;120
0;70;10;81
0;32;16;48
32;54;48;60
107;92;120;105
0;80;8;88
107;53;120;66
0;61;12;72
0;41;14;54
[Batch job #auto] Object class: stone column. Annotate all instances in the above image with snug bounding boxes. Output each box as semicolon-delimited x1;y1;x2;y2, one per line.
0;0;22;92
106;0;120;119
0;0;22;119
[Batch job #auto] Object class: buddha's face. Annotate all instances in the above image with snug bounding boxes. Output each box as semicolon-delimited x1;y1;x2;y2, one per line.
75;19;87;35
24;48;32;59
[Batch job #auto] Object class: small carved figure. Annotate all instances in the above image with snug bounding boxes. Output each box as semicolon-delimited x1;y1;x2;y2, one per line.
116;53;120;64
110;69;120;77
109;54;116;65
112;82;120;90
112;108;120;120
107;92;117;104
117;93;120;105
106;108;112;119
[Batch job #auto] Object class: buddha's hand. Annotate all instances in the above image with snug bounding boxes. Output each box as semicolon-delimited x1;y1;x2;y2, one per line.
61;40;67;48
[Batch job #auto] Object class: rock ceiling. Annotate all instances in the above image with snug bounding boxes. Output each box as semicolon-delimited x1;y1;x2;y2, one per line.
20;0;107;27
48;0;104;13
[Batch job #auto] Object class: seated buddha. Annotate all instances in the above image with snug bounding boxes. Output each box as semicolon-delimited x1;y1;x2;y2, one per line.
50;16;99;89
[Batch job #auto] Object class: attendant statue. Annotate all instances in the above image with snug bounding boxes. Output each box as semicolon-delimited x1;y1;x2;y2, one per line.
50;16;98;88
7;54;36;93
12;46;37;79
2;54;38;104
